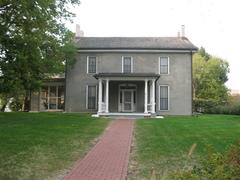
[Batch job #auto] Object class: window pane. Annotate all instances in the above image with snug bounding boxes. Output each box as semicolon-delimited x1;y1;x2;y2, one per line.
160;57;168;65
49;98;57;109
50;86;57;97
123;57;132;73
160;86;169;110
88;57;96;73
88;86;96;109
58;86;64;98
120;91;122;103
42;97;48;110
160;57;169;74
41;86;48;110
133;91;136;104
160;66;168;74
58;97;64;109
57;86;65;109
41;86;48;98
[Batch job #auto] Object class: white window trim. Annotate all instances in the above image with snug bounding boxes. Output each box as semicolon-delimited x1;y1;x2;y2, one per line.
122;56;133;73
159;57;170;75
86;85;98;110
87;56;97;74
159;85;170;111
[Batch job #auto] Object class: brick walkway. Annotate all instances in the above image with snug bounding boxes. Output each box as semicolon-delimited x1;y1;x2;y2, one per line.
64;119;134;180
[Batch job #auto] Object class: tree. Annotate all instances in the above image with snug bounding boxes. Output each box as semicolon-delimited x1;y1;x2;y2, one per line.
0;0;79;111
193;48;230;111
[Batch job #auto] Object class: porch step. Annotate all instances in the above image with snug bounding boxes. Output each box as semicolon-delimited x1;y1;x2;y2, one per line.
92;112;153;119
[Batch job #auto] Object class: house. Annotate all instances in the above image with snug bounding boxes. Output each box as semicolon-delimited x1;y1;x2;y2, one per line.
30;35;198;116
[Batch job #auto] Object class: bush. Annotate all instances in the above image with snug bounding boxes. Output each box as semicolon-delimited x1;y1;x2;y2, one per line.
9;97;23;111
170;141;240;179
193;99;240;115
209;103;240;115
193;99;219;113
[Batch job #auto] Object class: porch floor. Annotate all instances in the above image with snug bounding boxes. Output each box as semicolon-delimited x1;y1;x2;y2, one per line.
96;112;151;117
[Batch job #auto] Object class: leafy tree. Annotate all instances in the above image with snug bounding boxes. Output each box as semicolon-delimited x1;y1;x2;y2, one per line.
193;48;230;110
0;0;79;111
198;47;210;61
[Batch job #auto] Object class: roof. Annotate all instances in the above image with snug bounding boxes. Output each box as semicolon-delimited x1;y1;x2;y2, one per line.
75;37;198;51
94;73;160;79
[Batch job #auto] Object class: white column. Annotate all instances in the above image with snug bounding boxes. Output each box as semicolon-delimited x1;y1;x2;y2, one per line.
150;81;152;106
98;79;102;113
151;79;156;113
144;79;148;113
105;79;109;113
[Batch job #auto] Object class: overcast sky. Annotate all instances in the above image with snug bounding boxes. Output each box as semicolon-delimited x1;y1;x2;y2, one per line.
67;0;240;90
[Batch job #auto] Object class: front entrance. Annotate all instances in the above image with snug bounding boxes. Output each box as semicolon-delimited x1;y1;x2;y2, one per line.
122;90;134;112
119;84;136;112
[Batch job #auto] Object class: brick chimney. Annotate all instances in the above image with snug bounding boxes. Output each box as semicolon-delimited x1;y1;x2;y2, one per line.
76;24;84;37
181;25;185;38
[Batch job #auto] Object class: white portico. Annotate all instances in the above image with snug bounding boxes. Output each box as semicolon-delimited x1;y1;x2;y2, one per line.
94;73;160;116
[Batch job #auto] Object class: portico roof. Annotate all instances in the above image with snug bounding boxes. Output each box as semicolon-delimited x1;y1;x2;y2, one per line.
93;73;160;79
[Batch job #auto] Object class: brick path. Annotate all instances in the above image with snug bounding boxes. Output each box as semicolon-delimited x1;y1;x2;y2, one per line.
64;119;134;180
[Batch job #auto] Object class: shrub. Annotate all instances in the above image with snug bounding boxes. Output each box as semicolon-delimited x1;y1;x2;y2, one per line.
210;103;240;115
193;99;240;115
193;99;219;113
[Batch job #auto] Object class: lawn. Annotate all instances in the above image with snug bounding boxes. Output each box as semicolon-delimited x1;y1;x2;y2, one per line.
0;112;109;179
129;115;240;178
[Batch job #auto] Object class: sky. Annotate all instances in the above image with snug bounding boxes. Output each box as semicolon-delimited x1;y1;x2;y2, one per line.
67;0;240;91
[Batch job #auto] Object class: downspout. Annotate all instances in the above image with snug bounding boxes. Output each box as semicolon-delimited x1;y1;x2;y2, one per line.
64;59;67;112
190;51;193;115
155;75;160;115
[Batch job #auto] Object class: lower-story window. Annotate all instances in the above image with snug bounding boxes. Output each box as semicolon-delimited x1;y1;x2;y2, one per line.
41;85;64;110
159;85;169;110
87;85;97;109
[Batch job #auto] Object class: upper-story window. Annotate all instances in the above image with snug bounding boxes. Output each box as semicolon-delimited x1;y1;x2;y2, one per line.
87;56;97;73
159;57;169;74
122;56;133;73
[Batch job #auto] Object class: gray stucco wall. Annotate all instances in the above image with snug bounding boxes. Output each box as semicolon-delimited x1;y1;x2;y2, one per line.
65;52;192;115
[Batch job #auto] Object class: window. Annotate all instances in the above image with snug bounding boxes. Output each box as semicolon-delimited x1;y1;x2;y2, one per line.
122;56;132;73
159;85;169;110
87;85;97;109
87;56;97;73
159;57;169;74
40;85;64;110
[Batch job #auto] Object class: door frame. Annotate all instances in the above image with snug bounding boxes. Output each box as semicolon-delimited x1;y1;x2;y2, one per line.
118;84;137;112
122;89;134;112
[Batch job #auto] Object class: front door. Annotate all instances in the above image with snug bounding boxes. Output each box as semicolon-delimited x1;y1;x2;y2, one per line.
123;90;134;112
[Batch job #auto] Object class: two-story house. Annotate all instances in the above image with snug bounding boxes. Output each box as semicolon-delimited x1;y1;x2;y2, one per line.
30;36;198;116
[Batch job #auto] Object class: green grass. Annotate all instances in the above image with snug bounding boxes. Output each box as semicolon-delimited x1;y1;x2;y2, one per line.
131;115;240;178
0;112;109;179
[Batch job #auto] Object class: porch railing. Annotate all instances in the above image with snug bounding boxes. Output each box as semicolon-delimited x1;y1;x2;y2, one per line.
100;102;106;112
147;104;152;112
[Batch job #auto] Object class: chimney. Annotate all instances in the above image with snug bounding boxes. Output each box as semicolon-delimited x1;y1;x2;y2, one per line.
76;24;84;37
177;31;180;38
181;25;185;38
